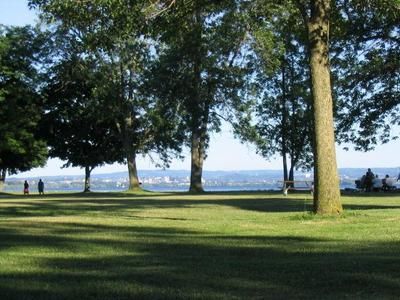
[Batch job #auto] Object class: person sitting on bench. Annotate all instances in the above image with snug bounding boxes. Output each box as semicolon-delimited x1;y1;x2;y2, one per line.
382;175;395;191
372;175;383;191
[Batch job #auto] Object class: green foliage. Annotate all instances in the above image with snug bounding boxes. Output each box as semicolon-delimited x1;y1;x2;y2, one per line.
331;0;400;151
42;55;124;170
244;1;297;75
153;1;250;135
237;0;397;212
0;26;48;176
31;0;184;171
151;0;251;145
24;0;399;199
147;0;253;191
234;1;313;177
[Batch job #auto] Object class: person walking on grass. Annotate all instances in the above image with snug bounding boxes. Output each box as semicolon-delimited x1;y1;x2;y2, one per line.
23;180;29;195
38;179;44;195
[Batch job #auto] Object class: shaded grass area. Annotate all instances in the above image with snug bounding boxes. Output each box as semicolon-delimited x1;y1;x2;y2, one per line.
1;191;400;299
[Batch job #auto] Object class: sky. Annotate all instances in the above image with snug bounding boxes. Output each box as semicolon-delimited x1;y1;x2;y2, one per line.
1;0;399;178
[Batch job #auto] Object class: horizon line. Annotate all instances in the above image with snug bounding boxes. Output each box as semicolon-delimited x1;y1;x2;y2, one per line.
9;166;400;179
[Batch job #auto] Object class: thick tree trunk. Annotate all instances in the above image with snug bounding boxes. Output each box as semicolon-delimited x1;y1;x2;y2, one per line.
307;0;342;214
0;169;6;192
188;7;207;193
189;130;205;193
281;59;295;187
84;166;92;193
120;109;142;192
282;152;288;182
281;63;291;187
127;151;141;191
289;164;295;182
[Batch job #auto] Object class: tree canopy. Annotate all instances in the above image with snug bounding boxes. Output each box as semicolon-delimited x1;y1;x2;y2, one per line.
5;0;397;215
42;55;124;192
150;0;252;192
0;26;48;189
30;0;185;191
234;1;313;183
332;0;400;151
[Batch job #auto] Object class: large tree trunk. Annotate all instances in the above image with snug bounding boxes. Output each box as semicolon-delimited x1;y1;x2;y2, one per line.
307;0;342;214
121;108;142;192
118;58;142;192
189;130;205;193
282;152;288;182
122;131;141;191
0;169;6;192
127;151;141;191
289;163;295;182
189;6;206;193
281;62;290;187
84;166;92;193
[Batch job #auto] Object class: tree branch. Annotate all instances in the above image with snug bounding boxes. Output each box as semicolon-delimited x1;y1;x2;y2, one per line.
294;0;310;26
145;0;176;19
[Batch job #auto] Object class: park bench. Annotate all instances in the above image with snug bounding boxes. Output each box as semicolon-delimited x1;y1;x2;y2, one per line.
382;177;397;191
281;180;313;196
355;177;397;192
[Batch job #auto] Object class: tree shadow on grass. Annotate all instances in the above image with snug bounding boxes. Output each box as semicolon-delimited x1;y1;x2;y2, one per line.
342;190;400;197
0;221;399;299
344;204;400;210
0;190;285;200
1;193;400;219
0;197;313;218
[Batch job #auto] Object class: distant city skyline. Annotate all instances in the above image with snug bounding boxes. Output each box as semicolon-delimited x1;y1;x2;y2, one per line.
2;0;399;179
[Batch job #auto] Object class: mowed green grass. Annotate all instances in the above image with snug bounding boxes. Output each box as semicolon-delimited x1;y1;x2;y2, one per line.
1;191;400;299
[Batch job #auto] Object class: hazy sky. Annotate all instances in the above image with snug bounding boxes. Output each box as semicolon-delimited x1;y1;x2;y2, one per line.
1;0;399;178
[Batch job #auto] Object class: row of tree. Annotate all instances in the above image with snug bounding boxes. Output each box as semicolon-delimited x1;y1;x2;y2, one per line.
0;0;398;214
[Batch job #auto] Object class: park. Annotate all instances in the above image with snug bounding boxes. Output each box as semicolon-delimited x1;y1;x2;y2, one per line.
1;0;399;298
1;190;400;299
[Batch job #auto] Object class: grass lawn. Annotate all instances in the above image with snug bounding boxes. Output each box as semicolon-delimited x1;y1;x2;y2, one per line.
0;191;400;299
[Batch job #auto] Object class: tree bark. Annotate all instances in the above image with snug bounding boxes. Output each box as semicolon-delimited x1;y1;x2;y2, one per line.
84;166;92;193
0;169;6;192
189;6;206;193
289;164;295;182
282;152;288;182
281;62;289;185
189;130;205;193
127;151;141;191
307;0;342;214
